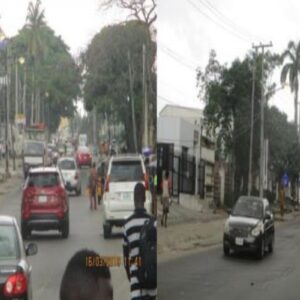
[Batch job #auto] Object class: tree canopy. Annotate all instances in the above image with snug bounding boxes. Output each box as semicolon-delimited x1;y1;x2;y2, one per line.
83;20;156;150
197;50;298;200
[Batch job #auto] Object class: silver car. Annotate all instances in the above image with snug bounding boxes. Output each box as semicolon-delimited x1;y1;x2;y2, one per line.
58;157;81;196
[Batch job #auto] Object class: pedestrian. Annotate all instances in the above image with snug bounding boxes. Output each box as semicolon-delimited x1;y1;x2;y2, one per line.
161;171;171;228
123;183;157;300
88;162;97;210
60;249;113;300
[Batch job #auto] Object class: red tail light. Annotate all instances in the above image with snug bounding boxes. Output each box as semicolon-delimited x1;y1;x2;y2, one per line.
3;272;27;297
22;188;34;219
105;176;110;192
144;174;149;190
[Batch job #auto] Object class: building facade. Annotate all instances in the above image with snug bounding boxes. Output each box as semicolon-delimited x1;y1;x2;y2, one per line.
157;105;215;206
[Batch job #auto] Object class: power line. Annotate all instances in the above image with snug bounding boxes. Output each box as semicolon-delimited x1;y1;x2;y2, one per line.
187;0;251;43
198;0;263;42
159;44;196;71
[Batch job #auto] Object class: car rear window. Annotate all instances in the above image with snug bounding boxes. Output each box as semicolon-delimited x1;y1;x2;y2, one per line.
24;142;44;155
110;161;143;182
28;172;60;188
78;147;90;153
59;160;76;170
0;225;19;260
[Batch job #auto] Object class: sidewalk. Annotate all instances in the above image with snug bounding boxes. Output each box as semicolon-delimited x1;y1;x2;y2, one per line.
157;199;227;263
157;198;300;263
0;158;23;203
0;157;23;184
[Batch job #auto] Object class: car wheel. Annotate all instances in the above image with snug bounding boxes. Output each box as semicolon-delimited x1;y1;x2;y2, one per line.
257;238;264;259
21;222;30;240
223;244;230;256
268;236;274;253
103;223;111;239
61;221;69;238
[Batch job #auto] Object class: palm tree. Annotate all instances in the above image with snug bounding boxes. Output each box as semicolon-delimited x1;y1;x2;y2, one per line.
25;0;46;124
280;41;300;134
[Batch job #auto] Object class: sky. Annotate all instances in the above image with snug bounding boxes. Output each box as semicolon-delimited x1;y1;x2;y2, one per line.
157;0;300;121
0;0;128;116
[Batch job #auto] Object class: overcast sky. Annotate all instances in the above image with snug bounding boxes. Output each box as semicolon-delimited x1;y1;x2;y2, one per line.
158;0;300;121
0;0;128;115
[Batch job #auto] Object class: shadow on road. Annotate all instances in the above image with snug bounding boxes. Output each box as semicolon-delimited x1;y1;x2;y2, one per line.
222;251;274;264
27;231;65;241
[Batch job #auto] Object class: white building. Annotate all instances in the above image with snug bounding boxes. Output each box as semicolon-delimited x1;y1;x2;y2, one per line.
157;105;215;208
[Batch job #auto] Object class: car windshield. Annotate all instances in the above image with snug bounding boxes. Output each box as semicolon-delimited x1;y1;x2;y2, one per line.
232;198;263;219
28;172;60;188
59;160;76;170
78;147;89;153
110;160;143;182
0;225;19;260
24;142;44;155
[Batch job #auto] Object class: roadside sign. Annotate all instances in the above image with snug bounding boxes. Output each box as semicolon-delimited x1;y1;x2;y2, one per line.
282;172;289;187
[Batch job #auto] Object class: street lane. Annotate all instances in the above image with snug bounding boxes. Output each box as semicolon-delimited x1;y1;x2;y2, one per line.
158;218;300;300
0;168;130;300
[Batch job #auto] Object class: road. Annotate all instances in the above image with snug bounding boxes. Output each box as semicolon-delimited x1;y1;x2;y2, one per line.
0;168;130;300
158;218;300;300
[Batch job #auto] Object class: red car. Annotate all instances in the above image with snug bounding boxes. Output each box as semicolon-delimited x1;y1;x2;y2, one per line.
21;167;69;239
75;146;92;168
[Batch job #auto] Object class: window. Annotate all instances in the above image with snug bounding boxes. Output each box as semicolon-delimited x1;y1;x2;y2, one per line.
59;160;76;170
233;198;263;219
24;142;44;155
110;161;143;182
182;147;188;173
28;172;60;188
0;225;19;260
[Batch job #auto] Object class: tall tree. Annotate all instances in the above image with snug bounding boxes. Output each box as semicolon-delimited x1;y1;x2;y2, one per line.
197;50;278;201
84;20;156;151
280;41;300;134
99;0;156;27
25;0;47;124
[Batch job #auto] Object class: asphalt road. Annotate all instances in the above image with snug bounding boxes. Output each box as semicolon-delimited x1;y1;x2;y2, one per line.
158;218;300;300
0;168;130;300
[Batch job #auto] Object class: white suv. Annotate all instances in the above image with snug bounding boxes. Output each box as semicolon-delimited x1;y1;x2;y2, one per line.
102;154;152;238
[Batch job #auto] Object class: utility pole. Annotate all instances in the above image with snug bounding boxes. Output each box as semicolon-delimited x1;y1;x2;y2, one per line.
15;58;18;120
128;50;138;153
256;42;273;197
93;105;97;155
248;47;257;196
5;43;10;176
142;44;148;148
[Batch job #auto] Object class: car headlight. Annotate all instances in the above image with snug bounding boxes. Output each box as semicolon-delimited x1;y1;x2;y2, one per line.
224;221;230;234
251;221;264;237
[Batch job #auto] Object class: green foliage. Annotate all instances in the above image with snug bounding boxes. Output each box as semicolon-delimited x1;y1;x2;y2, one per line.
84;20;156;150
280;40;300;128
197;50;296;194
266;106;300;181
11;24;81;133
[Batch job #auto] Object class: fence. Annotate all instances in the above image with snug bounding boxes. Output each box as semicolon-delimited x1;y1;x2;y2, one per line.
157;143;196;196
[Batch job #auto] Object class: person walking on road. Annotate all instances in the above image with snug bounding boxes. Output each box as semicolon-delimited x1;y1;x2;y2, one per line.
60;249;113;300
123;183;157;300
88;162;97;210
161;171;171;228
